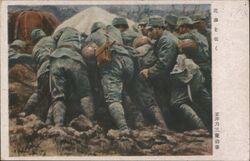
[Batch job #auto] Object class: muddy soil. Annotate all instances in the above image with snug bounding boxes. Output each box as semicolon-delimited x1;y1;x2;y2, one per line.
8;66;212;156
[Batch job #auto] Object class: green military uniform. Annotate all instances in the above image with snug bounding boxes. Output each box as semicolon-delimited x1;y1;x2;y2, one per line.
21;35;56;118
88;25;135;130
112;17;141;46
138;18;148;36
131;42;168;129
33;36;56;78
8;40;34;69
192;14;211;57
121;28;141;46
91;21;106;33
170;55;212;132
177;17;211;92
148;30;179;78
47;27;94;126
31;28;47;44
165;14;178;33
143;16;180;128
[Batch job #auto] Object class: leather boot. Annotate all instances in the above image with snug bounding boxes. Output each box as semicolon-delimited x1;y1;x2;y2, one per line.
108;102;128;130
179;103;205;129
45;105;53;125
22;92;38;116
52;100;66;127
149;105;168;130
80;96;95;119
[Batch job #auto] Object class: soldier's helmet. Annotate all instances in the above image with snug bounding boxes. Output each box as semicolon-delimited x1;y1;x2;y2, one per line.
89;25;123;47
112;17;128;27
138;17;148;26
192;14;207;23
165;14;178;26
176;16;194;29
30;28;46;43
146;15;165;29
10;40;27;49
91;22;106;33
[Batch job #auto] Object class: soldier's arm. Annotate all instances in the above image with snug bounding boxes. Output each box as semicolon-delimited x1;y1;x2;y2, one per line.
148;37;177;78
178;33;193;40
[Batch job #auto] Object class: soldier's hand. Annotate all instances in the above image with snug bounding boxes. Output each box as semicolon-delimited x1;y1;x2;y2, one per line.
140;68;149;79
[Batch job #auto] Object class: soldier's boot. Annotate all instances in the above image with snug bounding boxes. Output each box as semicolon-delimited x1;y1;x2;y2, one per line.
179;104;205;129
108;102;128;131
123;94;145;128
52;100;66;127
80;96;95;120
133;111;145;129
149;105;168;130
19;92;39;117
45;105;53;125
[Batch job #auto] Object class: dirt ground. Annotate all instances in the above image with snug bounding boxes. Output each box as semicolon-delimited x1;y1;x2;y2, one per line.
9;114;212;156
8;65;212;156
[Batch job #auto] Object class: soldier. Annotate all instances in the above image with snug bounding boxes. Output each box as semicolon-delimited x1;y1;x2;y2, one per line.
86;25;135;131
176;16;211;93
138;18;148;36
46;27;94;127
170;39;212;133
18;29;56;118
8;40;34;69
131;36;168;129
140;15;179;125
165;14;178;34
30;28;47;44
91;21;106;34
192;14;211;56
112;17;141;46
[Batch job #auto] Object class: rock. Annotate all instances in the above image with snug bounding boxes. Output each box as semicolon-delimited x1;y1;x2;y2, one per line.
37;127;48;136
151;144;173;155
183;129;210;137
106;129;131;140
38;138;58;156
69;114;93;131
80;125;103;139
172;146;190;154
138;149;152;155
159;134;177;145
63;127;81;138
113;137;138;154
88;136;111;152
47;126;68;137
9;114;212;156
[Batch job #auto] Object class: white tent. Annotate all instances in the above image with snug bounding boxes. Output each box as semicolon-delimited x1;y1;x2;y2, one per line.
55;6;135;35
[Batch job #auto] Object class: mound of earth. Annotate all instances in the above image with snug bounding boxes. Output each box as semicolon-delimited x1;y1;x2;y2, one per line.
9;114;212;156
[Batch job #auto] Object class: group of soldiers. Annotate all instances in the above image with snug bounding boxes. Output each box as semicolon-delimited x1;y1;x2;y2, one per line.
9;13;212;134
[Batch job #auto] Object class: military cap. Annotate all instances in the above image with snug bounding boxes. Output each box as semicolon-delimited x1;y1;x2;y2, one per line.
192;14;207;23
138;18;148;26
30;28;46;43
165;14;178;26
112;17;128;27
176;16;194;28
88;25;123;47
10;40;26;49
91;22;106;33
88;25;127;55
146;15;165;29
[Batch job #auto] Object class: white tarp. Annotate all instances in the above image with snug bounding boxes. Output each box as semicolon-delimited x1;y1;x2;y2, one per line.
55;6;135;34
